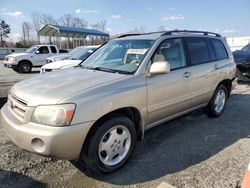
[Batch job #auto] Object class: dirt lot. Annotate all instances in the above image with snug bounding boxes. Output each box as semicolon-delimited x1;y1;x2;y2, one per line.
0;61;250;188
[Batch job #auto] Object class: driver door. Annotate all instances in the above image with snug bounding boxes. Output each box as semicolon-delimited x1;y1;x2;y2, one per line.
146;38;192;126
35;46;50;66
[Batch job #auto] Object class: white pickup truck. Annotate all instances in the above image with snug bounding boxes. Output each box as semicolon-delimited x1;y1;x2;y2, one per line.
4;45;68;73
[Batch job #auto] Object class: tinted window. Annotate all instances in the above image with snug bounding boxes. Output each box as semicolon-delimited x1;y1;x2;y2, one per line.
50;46;57;53
153;38;186;70
37;46;49;54
210;39;228;60
186;37;210;65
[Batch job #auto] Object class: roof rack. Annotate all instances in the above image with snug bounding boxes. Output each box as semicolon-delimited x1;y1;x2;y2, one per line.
161;30;221;37
117;33;142;38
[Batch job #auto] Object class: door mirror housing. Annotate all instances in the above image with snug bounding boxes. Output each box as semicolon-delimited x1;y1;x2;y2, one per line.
35;50;40;54
149;61;170;75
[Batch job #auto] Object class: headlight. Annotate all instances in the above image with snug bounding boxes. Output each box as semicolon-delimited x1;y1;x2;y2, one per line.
31;104;76;126
8;56;16;62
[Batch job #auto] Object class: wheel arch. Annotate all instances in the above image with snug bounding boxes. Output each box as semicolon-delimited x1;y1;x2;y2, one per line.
18;59;33;67
217;79;232;97
81;107;144;156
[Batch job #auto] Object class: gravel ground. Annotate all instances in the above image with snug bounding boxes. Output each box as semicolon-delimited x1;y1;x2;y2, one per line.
0;61;250;188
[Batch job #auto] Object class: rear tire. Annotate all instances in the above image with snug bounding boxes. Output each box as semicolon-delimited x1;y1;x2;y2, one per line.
205;84;228;117
81;116;137;173
18;61;32;73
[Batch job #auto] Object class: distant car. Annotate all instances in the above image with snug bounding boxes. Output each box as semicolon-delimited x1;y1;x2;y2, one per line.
4;45;67;73
233;44;250;81
40;45;100;74
46;46;84;64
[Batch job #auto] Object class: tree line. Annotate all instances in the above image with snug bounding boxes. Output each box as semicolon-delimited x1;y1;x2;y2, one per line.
0;12;169;49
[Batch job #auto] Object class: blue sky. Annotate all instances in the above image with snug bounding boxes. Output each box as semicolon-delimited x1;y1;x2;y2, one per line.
0;0;250;42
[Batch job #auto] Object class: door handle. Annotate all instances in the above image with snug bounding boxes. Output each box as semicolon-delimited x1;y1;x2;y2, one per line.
183;72;191;78
214;64;219;70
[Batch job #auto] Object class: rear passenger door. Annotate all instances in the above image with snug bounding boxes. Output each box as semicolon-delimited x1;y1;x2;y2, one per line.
146;38;192;125
184;37;227;108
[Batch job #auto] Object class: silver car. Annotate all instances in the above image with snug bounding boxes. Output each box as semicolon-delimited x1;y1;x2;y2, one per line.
0;30;236;173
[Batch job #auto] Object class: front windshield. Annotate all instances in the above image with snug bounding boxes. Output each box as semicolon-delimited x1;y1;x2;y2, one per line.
69;47;81;56
70;48;95;60
25;46;38;53
242;44;250;52
81;39;155;74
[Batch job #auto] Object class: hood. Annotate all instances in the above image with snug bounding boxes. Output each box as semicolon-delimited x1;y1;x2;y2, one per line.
11;67;127;106
42;60;82;69
7;53;30;58
233;50;250;64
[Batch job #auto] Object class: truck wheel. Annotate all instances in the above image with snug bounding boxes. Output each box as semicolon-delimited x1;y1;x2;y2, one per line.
81;116;137;173
18;61;32;73
205;84;228;117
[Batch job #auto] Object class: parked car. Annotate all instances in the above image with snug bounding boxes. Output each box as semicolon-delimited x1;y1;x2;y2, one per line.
46;46;84;64
3;45;68;73
0;30;236;173
233;44;250;81
40;45;100;74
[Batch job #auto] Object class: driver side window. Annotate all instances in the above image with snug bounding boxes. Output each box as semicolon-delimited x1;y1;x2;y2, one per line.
153;38;186;70
37;46;49;54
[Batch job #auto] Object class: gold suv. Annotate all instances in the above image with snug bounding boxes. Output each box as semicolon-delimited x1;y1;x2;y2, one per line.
0;30;236;173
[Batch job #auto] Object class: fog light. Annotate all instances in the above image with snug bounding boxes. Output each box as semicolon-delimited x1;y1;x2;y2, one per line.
31;138;45;153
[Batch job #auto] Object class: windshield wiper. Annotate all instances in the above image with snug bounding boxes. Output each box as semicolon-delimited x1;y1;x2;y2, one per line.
82;66;131;75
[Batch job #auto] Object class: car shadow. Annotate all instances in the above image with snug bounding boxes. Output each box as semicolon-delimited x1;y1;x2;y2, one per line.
72;93;250;185
0;97;7;108
0;170;46;188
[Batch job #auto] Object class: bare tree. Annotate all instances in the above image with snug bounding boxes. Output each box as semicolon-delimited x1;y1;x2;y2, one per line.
31;12;42;43
22;21;32;47
91;20;107;32
41;13;58;25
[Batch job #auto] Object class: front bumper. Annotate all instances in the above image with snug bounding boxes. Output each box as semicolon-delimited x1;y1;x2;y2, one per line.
3;60;17;69
0;103;93;159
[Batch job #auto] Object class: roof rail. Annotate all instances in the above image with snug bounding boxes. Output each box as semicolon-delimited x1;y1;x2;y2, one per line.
161;30;221;37
117;33;142;38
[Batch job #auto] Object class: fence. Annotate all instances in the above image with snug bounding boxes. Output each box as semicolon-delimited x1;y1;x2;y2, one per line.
0;48;28;60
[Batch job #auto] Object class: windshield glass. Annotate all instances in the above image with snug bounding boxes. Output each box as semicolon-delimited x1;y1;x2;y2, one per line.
242;44;250;52
70;48;96;60
81;39;155;74
69;47;82;56
25;46;38;53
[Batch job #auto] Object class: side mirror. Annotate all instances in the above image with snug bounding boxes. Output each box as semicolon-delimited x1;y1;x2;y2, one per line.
149;61;170;75
35;50;40;54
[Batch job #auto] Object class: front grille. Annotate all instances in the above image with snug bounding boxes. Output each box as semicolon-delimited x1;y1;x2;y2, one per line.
8;93;27;123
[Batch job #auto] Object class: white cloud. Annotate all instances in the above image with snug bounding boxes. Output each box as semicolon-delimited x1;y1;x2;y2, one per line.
75;9;81;14
215;28;240;34
9;33;22;41
0;8;6;12
106;27;112;32
82;9;98;13
222;29;238;34
162;14;185;21
4;11;24;17
169;7;176;11
111;14;121;19
147;7;152;11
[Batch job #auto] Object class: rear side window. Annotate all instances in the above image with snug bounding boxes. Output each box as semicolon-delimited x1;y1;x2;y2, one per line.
50;46;57;53
185;37;210;65
210;39;228;60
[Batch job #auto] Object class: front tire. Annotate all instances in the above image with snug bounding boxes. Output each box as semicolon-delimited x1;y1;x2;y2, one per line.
81;116;137;173
205;84;228;117
18;61;32;73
